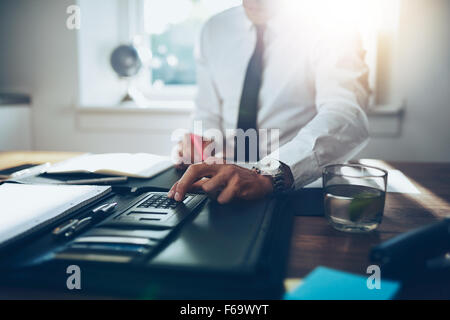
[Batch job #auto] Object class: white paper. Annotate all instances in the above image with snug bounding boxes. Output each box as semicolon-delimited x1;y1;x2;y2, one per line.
0;184;111;245
384;170;421;194
45;153;173;178
304;169;420;194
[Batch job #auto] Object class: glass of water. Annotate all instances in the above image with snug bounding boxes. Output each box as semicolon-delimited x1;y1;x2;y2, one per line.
323;164;388;233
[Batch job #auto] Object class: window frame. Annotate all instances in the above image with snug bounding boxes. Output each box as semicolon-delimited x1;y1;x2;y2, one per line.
126;0;205;103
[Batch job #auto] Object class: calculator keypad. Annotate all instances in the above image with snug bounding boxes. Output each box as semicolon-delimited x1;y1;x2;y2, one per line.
137;194;179;209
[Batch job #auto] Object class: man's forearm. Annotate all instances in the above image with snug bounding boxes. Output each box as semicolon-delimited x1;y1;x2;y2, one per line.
266;104;369;189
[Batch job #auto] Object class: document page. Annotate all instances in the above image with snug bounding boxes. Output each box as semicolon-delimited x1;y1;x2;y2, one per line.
0;184;111;246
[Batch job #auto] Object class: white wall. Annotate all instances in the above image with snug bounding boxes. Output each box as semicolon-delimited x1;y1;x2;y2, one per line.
0;105;31;150
359;0;450;162
0;0;190;156
0;0;449;162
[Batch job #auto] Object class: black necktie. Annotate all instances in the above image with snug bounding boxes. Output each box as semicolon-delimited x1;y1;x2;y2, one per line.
236;25;265;162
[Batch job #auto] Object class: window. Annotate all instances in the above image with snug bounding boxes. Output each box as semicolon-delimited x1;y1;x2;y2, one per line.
129;0;242;102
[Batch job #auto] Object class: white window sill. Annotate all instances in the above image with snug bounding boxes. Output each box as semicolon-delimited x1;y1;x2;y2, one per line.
77;101;403;115
76;100;195;114
367;103;405;117
74;101;405;136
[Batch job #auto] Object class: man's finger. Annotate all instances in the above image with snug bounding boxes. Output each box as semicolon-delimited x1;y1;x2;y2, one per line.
167;181;178;199
174;163;219;201
191;178;209;192
201;173;228;194
217;175;239;204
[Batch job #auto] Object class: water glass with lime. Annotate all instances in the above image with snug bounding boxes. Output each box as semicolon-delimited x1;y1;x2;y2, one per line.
323;164;388;233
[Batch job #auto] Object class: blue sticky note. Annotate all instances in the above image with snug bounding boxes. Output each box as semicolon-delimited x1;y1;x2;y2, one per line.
284;266;400;300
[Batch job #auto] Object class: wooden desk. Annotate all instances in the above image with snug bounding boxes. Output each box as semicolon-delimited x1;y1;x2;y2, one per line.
0;151;83;171
1;152;449;299
287;159;450;298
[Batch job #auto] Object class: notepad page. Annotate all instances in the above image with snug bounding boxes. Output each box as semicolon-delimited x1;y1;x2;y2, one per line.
46;153;173;178
0;184;111;246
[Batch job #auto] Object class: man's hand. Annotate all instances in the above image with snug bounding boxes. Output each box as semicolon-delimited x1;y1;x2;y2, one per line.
168;161;274;204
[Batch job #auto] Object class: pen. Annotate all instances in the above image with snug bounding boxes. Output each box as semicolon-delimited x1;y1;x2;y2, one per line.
90;202;118;220
63;176;128;185
64;217;92;238
52;202;118;238
52;219;79;237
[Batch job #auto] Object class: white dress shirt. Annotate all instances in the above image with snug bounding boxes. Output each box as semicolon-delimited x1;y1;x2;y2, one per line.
191;6;370;189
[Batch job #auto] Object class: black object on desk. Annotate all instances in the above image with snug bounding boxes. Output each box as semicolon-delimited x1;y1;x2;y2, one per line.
63;177;128;185
0;167;295;299
370;217;450;281
0;164;37;176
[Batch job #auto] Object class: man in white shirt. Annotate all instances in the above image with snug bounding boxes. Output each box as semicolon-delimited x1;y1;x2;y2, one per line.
168;0;370;204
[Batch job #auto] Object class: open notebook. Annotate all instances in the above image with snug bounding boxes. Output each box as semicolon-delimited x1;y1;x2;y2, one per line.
45;153;173;179
0;184;111;247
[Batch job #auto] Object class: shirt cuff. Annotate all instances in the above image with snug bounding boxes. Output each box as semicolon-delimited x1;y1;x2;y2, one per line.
265;140;322;190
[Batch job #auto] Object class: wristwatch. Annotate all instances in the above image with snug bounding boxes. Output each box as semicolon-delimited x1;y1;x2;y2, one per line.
253;158;293;195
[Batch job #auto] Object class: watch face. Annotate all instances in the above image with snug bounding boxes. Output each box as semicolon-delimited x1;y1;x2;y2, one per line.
258;158;281;174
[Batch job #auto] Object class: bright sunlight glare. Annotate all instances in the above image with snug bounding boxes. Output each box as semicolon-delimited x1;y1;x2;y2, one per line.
283;0;398;33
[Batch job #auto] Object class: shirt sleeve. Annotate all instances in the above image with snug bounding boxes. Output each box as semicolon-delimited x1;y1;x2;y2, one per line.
267;30;371;189
191;21;223;136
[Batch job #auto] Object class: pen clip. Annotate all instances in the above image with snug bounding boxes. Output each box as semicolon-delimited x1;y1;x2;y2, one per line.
91;202;118;218
52;219;79;237
64;217;92;238
92;203;110;213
